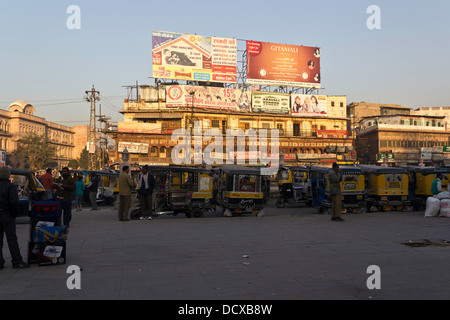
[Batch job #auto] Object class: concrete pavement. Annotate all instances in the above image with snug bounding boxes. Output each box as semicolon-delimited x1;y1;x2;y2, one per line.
1;200;450;300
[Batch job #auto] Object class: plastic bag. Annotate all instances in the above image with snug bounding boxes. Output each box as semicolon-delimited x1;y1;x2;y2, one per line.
424;197;440;217
440;199;450;218
436;191;450;200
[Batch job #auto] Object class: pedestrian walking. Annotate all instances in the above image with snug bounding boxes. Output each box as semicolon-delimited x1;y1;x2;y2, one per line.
40;168;54;200
87;172;99;211
53;167;76;227
137;165;155;220
75;174;85;211
0;166;29;269
118;165;135;221
329;163;344;222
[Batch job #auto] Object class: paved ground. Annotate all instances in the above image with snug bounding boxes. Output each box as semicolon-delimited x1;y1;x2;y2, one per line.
1;199;450;301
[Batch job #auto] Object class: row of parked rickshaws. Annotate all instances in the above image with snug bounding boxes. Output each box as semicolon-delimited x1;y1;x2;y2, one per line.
11;164;450;218
276;164;450;214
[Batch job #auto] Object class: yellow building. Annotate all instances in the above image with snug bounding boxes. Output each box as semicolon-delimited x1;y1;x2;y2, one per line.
0;100;75;168
108;85;355;166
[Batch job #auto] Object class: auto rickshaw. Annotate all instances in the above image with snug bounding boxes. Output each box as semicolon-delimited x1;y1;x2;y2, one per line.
309;166;328;213
359;165;411;212
73;170;118;205
10;169;47;217
276;165;312;208
130;166;214;218
217;164;265;217
401;166;450;211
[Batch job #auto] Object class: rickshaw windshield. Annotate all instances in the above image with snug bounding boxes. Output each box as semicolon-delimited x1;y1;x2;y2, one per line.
278;169;289;180
386;174;402;189
238;174;256;192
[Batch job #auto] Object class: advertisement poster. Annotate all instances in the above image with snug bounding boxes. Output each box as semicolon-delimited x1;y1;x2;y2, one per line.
316;130;348;139
0;149;6;167
246;41;321;88
166;85;251;112
251;92;290;114
152;31;237;83
291;94;327;116
118;142;149;154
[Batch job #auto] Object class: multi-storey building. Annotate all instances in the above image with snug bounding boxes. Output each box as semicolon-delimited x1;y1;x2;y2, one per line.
108;85;356;167
0;100;75;168
356;114;450;166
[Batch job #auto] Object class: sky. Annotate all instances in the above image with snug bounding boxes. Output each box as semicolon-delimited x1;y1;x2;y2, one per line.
1;0;450;127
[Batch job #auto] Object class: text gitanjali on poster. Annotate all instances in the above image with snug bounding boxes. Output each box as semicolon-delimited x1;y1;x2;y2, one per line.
246;41;321;88
152;31;237;83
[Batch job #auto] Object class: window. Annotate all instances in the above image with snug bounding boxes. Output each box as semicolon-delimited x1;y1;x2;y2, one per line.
293;123;300;136
331;102;335;107
212;120;220;128
262;123;270;129
340;102;344;107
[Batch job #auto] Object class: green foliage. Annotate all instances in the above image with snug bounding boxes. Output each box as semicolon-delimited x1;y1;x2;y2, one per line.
13;132;57;170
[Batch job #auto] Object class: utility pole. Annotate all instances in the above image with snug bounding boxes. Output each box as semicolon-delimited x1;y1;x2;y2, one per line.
97;103;111;170
84;85;100;170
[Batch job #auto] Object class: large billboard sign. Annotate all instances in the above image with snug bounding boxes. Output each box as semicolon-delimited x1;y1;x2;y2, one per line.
251;92;290;114
152;31;237;83
166;85;251;112
246;41;321;88
291;94;327;116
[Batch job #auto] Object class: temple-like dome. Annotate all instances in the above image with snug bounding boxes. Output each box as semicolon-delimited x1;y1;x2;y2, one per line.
8;100;36;115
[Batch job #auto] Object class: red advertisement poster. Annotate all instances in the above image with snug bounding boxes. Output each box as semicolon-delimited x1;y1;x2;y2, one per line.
246;41;321;88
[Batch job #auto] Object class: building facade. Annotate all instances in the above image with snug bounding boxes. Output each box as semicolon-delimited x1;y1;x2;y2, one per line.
0;100;75;168
108;85;356;167
356;114;450;166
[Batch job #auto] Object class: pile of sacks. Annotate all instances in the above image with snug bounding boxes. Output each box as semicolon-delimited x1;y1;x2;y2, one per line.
425;191;450;217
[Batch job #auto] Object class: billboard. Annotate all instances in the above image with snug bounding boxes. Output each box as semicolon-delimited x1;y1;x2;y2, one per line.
246;41;321;88
251;92;290;114
118;142;149;154
166;85;251;112
152;31;237;83
291;94;327;116
317;130;348;139
0;149;5;167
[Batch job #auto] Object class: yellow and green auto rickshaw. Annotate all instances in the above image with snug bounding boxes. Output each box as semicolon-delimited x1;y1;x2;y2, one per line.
359;165;411;212
10;169;47;217
131;166;215;218
276;165;312;208
217;164;265;217
401;166;450;211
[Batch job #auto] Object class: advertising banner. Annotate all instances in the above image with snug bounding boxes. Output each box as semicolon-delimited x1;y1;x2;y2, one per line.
118;142;149;154
251;91;290;114
152;31;237;83
246;41;321;88
316;130;348;139
166;85;252;112
0;149;5;167
291;94;327;116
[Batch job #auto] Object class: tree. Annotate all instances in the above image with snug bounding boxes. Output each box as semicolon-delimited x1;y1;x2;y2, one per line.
78;148;89;169
13;132;57;170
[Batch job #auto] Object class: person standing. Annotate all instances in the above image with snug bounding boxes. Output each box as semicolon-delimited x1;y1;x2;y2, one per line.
0;167;29;269
53;167;76;227
40;168;54;200
431;173;444;195
137;165;155;220
118;165;135;221
87;172;99;211
75;175;85;212
329;163;344;222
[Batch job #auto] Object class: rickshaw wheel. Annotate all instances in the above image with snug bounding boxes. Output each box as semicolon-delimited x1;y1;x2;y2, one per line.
382;205;391;212
397;205;404;212
191;208;204;218
276;198;285;208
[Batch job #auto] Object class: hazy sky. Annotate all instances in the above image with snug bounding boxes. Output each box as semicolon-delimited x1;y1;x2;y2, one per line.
1;0;449;126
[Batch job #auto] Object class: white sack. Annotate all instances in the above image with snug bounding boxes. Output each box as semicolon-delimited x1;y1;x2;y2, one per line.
425;197;441;217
